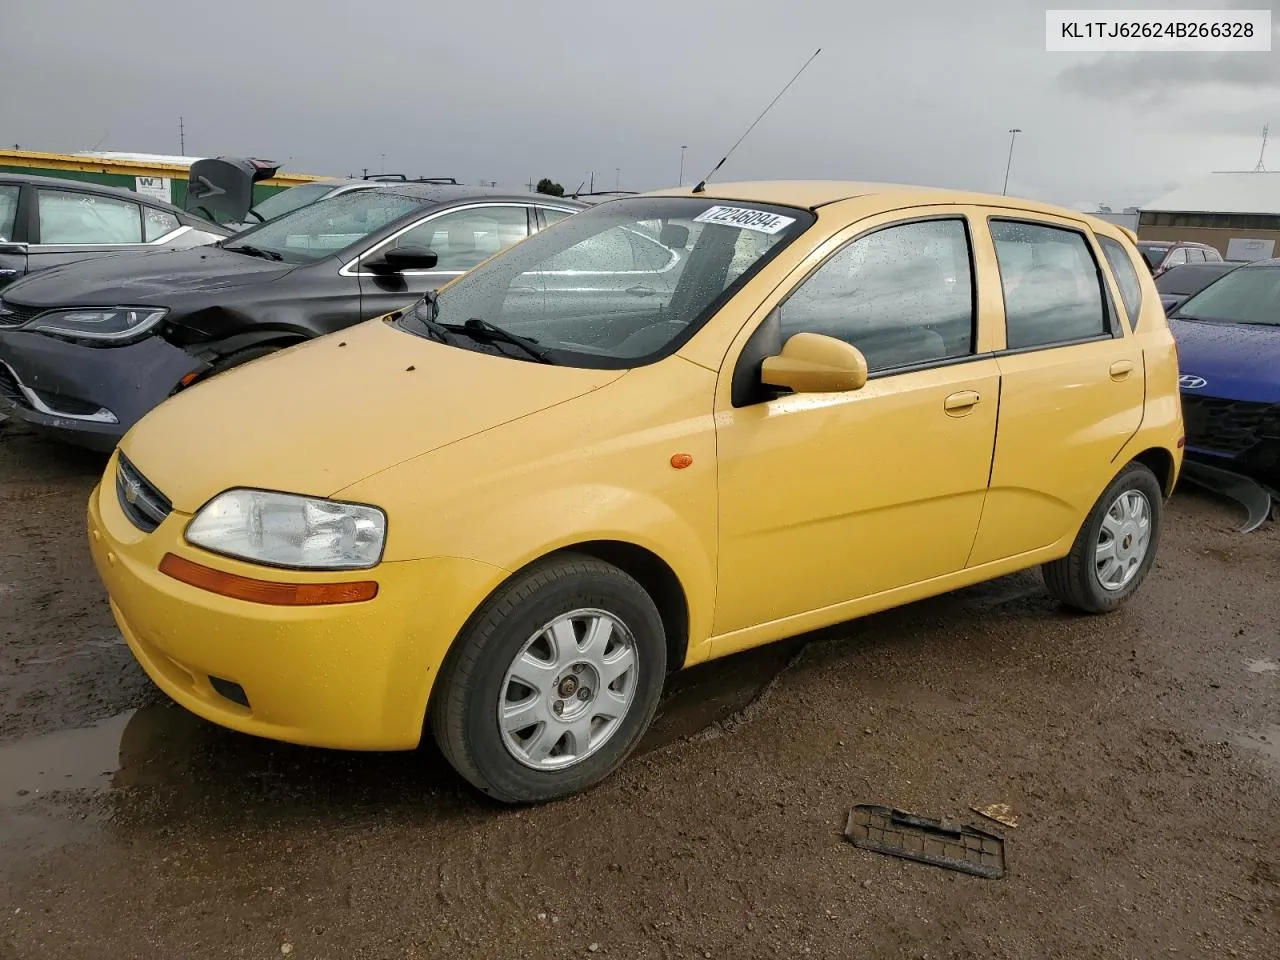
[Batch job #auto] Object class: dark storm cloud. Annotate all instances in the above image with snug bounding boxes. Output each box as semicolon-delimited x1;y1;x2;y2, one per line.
0;0;1266;208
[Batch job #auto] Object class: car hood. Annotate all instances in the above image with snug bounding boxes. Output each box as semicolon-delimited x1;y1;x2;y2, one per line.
118;317;627;513
1169;317;1280;403
0;245;299;309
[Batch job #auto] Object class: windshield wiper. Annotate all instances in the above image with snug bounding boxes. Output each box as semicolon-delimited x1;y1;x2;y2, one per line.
409;293;455;345
445;317;553;364
223;243;284;262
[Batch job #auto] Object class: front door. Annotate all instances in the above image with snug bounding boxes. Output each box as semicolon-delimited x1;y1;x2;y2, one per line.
966;213;1146;566
713;212;1000;649
354;204;533;320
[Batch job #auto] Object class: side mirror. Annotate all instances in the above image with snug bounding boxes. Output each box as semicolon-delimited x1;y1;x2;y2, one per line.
364;245;439;273
761;332;868;394
0;241;28;255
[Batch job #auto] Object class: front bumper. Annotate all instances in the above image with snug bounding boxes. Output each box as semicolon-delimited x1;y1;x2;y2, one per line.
1181;392;1280;484
87;454;508;750
0;329;207;451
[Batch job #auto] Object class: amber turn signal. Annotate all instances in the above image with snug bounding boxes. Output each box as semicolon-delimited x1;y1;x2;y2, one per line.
670;453;694;469
159;553;378;606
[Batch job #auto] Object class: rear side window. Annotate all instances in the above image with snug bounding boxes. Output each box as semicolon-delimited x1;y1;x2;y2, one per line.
1097;236;1144;330
990;219;1107;350
1186;248;1205;263
144;207;180;241
37;189;142;244
0;185;19;240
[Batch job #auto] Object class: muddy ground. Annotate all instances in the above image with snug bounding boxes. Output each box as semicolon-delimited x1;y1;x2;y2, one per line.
1;418;1277;959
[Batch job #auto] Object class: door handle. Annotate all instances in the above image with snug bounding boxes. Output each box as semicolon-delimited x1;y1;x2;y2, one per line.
625;285;656;297
943;390;981;413
1110;360;1135;380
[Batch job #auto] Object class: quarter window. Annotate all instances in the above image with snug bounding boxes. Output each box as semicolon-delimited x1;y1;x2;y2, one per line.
1097;235;1144;329
539;207;574;229
0;185;19;240
777;218;975;373
37;189;142;244
990;220;1106;349
144;207;180;241
392;206;529;271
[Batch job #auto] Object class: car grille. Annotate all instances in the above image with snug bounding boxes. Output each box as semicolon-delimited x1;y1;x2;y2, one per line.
115;454;173;533
1182;394;1280;456
0;298;41;328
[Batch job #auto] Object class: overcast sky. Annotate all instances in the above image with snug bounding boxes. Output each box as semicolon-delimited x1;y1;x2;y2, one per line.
3;0;1277;209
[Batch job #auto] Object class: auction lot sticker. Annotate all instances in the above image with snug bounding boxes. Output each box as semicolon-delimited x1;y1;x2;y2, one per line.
693;206;796;235
1046;9;1271;51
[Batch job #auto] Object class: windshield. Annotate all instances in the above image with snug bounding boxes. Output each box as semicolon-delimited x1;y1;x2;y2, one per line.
1174;264;1280;326
223;189;427;263
249;182;341;223
1155;264;1235;297
1137;243;1169;269
395;196;815;368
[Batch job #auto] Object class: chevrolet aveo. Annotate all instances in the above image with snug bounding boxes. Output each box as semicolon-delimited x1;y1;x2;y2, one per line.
88;181;1184;803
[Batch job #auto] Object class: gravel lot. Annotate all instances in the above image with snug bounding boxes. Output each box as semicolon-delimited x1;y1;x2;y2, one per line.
2;419;1277;959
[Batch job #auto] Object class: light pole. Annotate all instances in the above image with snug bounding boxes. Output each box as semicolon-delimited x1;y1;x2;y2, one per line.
615;167;621;191
679;145;687;186
1001;128;1022;196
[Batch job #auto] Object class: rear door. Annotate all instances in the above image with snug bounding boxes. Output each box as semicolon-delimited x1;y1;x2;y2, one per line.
26;185;148;275
966;211;1145;566
0;183;25;288
350;203;534;319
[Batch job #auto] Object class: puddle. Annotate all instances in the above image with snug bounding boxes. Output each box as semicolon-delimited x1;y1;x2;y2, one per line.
1244;658;1279;675
1233;725;1280;767
0;712;133;808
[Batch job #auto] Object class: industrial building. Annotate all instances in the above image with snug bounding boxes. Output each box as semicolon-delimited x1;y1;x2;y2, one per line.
1138;170;1280;261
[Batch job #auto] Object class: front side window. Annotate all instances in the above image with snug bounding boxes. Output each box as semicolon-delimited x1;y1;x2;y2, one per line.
0;185;19;240
390;205;529;271
144;207;180;241
37;189;142;244
1097;235;1144;329
990;219;1107;349
1185;248;1205;263
777;218;975;373
397;197;814;368
225;189;426;263
1163;247;1188;268
1174;265;1280;326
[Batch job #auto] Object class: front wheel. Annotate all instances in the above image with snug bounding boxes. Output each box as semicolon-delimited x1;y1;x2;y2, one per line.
1042;461;1164;613
430;553;667;804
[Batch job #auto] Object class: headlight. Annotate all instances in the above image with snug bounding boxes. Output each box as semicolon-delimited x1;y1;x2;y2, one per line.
185;489;387;570
26;307;167;343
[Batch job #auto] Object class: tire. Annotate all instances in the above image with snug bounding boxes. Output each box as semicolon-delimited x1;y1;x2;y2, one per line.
1042;461;1164;614
430;552;667;804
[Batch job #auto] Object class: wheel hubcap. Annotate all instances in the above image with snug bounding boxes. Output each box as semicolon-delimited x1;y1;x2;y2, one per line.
497;608;638;770
1095;489;1152;592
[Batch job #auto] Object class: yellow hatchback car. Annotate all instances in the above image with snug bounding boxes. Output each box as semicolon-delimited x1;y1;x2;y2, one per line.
88;181;1184;803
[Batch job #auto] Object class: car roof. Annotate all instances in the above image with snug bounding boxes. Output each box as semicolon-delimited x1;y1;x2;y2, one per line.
642;180;1121;220
0;171;192;216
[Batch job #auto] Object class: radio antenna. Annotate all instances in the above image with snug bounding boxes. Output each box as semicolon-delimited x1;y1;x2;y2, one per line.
692;47;822;194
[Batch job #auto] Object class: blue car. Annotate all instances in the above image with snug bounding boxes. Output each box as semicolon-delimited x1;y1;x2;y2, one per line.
1167;258;1280;485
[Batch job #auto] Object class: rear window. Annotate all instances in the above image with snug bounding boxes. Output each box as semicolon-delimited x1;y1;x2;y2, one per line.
1137;243;1169;269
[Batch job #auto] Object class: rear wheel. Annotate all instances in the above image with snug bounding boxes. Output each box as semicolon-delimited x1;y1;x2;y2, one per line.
1042;461;1163;613
430;553;667;804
